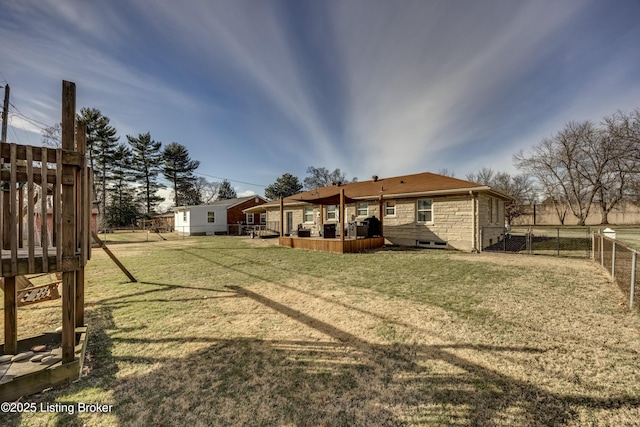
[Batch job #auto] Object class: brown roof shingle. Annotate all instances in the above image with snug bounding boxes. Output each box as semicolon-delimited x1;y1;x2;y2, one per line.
254;171;510;209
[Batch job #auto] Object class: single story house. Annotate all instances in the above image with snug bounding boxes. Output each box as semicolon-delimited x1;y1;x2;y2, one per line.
243;172;511;251
174;196;267;236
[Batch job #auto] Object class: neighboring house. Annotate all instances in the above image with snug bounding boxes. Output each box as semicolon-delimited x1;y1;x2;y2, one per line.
174;196;267;236
243;172;511;251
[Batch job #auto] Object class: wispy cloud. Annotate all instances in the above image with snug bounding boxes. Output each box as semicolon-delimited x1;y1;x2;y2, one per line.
2;0;639;192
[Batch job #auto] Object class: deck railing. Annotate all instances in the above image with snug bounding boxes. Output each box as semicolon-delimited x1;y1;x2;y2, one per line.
0;142;91;276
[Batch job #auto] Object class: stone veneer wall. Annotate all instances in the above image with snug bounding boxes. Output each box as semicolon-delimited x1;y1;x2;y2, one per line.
265;194;502;251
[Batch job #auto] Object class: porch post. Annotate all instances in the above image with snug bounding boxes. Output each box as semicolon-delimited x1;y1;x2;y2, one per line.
340;188;345;242
378;195;384;237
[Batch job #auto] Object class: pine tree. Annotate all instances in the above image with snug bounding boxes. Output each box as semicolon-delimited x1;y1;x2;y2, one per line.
127;132;164;215
106;144;139;227
217;180;237;200
162;142;200;206
265;173;302;200
76;108;119;215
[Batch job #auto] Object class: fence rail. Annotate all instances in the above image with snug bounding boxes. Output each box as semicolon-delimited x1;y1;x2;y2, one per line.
593;233;638;311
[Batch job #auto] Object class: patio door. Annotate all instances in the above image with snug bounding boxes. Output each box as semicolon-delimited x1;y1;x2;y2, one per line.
286;212;293;235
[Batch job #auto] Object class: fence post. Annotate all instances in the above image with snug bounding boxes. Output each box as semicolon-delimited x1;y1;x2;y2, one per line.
600;233;604;266
631;251;637;309
611;241;616;279
557;228;560;257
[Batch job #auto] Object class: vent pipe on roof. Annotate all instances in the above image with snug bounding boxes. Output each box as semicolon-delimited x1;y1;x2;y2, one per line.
372;175;378;182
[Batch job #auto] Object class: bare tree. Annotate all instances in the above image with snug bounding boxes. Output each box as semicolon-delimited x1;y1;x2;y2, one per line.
466;168;536;225
303;166;353;189
514;121;600;226
437;168;455;177
193;177;220;204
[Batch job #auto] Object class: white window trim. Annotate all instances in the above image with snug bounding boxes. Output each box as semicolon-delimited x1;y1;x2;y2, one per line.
356;203;368;217
207;211;215;223
384;201;396;217
303;206;314;223
326;205;337;221
260;213;266;225
416;199;434;224
246;213;254;224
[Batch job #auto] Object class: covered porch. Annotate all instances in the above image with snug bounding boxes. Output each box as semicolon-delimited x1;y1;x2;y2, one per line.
277;187;385;253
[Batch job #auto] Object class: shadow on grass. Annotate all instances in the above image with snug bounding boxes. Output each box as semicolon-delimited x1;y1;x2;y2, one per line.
7;281;638;426
41;286;640;426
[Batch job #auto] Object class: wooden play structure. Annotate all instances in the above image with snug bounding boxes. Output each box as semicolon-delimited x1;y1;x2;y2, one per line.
0;81;91;401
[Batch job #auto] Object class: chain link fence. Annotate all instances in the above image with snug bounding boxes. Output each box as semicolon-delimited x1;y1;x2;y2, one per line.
593;232;638;311
483;226;592;258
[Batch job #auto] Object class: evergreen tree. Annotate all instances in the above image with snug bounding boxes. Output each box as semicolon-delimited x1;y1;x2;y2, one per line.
127;132;164;215
76;107;119;215
162;142;200;206
217;180;237;200
265;173;303;200
106;144;139;227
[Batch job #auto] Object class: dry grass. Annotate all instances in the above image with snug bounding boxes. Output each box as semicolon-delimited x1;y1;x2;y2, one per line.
1;234;639;426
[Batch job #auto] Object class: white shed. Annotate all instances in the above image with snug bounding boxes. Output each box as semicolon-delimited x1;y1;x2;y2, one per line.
174;205;226;235
173;196;267;236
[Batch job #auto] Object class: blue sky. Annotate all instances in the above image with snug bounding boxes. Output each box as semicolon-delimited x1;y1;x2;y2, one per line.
2;0;640;199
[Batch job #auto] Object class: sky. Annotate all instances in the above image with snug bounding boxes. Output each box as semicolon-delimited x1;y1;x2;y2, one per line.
1;0;640;200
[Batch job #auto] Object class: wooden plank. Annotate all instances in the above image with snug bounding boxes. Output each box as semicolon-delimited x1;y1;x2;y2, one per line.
91;231;137;282
10;143;18;276
61;80;76;364
27;145;35;272
3;276;17;355
41;147;48;273
75;268;84;326
0;142;57;165
0;168;58;184
55;149;62;271
0;360;80;403
18;187;23;249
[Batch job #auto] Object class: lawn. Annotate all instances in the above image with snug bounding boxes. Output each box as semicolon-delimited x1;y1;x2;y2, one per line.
2;233;640;426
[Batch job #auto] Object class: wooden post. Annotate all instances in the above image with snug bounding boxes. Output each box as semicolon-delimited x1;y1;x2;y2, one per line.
378;195;384;238
76;122;86;326
61;80;76;363
91;231;137;283
40;147;48;272
3;276;17;354
27;145;35;272
340;188;345;243
279;198;284;237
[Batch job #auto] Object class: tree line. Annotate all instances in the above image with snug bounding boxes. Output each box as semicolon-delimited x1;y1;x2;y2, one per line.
43;107;238;228
467;108;640;225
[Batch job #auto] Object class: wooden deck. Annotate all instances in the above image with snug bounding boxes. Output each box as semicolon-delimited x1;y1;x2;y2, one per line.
0;327;88;402
279;236;384;253
0;248;60;277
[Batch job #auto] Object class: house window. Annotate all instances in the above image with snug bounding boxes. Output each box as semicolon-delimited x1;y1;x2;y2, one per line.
384;201;396;216
260;213;266;225
246;213;254;224
356;203;368;217
183;212;187;221
494;198;499;223
326;205;337;220
303;206;314;223
417;199;433;223
207;212;215;223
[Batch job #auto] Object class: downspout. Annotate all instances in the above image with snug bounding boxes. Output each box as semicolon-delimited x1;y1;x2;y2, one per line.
470;191;478;252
